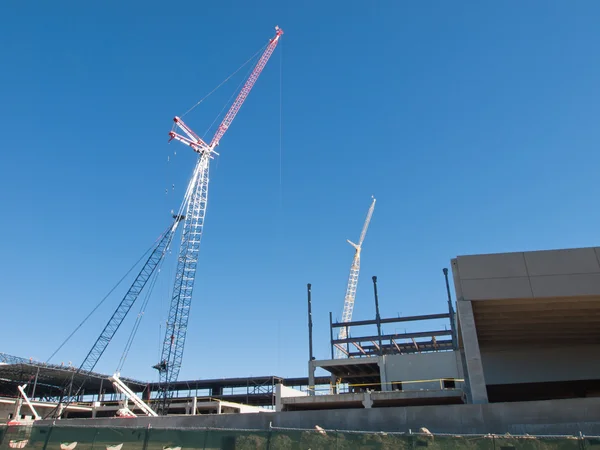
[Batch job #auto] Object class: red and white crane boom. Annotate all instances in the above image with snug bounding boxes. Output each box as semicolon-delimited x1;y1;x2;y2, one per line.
156;26;283;414
210;26;283;148
169;26;284;154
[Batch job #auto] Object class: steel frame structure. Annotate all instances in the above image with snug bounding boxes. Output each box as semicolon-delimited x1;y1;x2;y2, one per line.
0;359;330;410
331;313;454;358
329;268;459;360
0;354;31;365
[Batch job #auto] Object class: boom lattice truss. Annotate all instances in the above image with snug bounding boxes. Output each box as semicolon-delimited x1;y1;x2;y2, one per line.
154;26;283;414
335;198;376;359
153;153;210;414
48;218;181;418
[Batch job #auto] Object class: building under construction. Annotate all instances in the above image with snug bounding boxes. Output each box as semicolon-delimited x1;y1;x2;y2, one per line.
302;245;600;419
1;24;600;443
2;246;600;435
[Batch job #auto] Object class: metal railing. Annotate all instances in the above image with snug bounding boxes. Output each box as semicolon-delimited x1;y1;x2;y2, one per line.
307;377;465;395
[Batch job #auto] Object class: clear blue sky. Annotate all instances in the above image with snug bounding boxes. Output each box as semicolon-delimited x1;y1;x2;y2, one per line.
1;1;600;382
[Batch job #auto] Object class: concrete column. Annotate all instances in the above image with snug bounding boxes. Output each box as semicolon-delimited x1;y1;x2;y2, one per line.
192;396;197;415
330;374;337;394
31;367;40;400
457;300;488;404
378;355;391;392
308;360;316;396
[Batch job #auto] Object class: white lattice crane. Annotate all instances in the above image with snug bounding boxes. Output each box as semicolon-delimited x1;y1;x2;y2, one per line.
154;26;284;414
335;197;376;359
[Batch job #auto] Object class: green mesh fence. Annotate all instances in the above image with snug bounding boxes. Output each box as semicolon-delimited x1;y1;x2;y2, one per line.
585;437;600;449
0;425;597;450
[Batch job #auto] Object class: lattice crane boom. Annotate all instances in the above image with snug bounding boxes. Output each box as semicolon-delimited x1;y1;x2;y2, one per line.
335;197;376;359
155;27;283;414
210;26;283;148
168;26;284;154
356;199;375;248
154;154;209;415
79;218;182;374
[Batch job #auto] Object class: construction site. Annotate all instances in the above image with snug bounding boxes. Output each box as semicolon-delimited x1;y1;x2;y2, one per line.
3;244;600;444
2;22;600;450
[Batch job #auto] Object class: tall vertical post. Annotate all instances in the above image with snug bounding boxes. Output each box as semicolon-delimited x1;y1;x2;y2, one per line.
443;268;457;349
329;312;335;360
98;378;104;403
31;366;40;400
307;284;314;362
345;325;350;357
67;372;75;401
372;276;383;355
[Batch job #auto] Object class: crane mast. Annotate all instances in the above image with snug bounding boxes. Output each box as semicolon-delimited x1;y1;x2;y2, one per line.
154;154;210;414
155;27;283;413
335;197;376;359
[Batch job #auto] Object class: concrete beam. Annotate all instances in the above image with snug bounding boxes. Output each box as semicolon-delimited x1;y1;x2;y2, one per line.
311;356;379;367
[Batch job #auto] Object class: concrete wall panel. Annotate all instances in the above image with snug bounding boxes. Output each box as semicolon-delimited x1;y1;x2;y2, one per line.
456;253;528;280
383;352;462;390
275;384;307;412
481;344;600;385
42;397;600;435
455;247;600;301
530;273;600;298
593;247;600;268
524;248;600;277
461;277;533;300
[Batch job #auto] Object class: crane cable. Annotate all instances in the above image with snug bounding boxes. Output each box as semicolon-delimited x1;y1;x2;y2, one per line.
167;42;265;197
116;257;164;373
154;60;256;368
202;60;257;140
172;42;269;131
45;235;167;364
279;39;283;207
201;58;259;177
150;38;269;373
